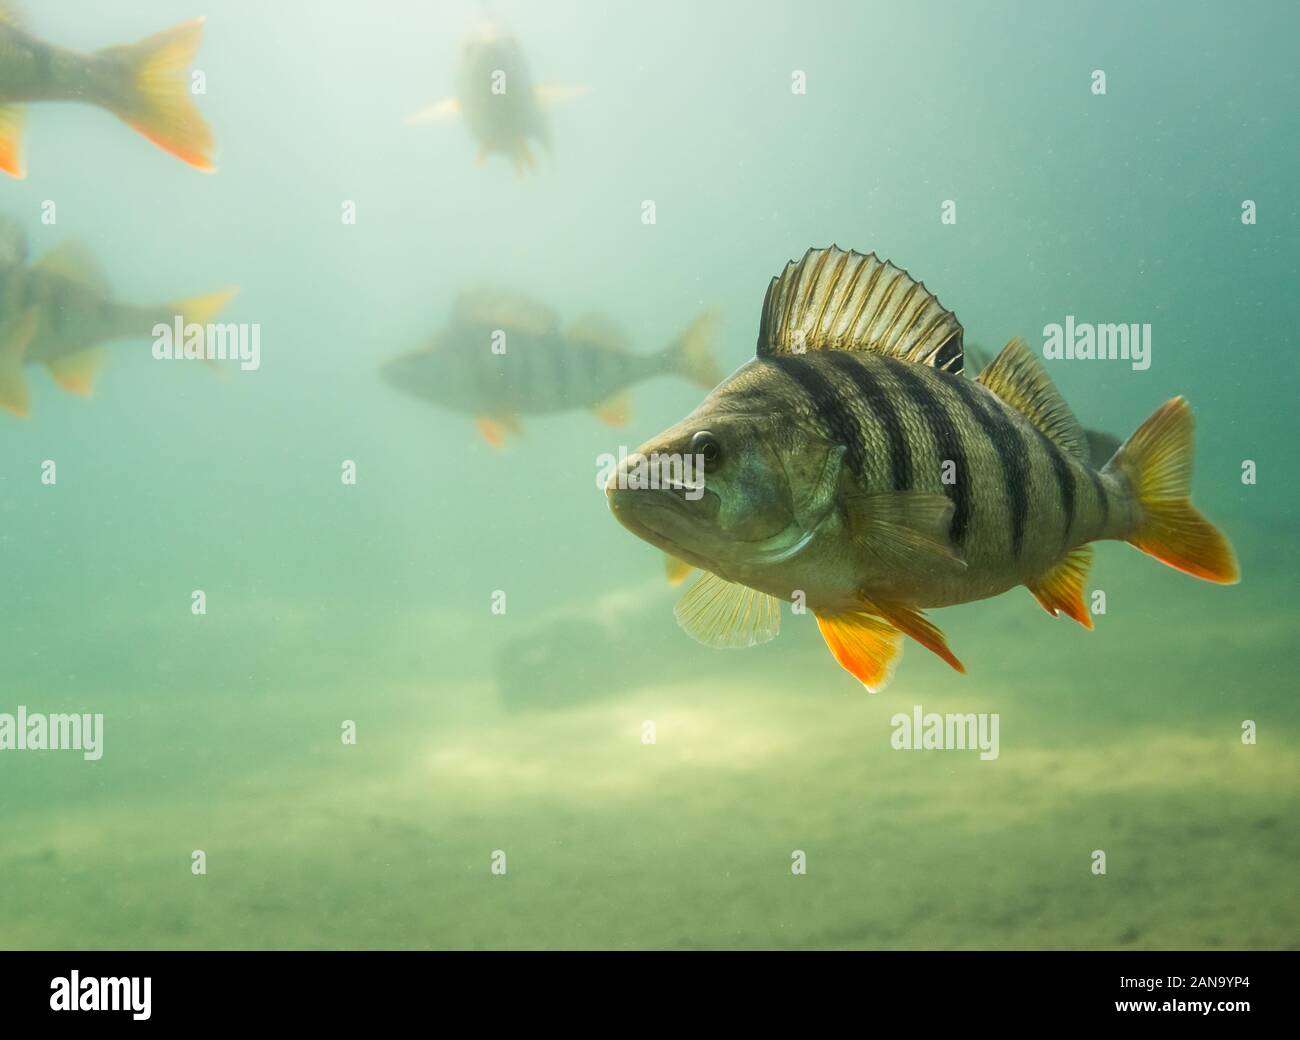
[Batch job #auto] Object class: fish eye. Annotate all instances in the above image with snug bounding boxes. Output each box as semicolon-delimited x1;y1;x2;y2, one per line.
690;430;721;464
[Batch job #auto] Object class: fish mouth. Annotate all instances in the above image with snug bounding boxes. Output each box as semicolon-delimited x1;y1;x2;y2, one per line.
606;483;720;572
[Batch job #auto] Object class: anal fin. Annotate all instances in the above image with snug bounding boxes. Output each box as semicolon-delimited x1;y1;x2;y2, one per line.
47;348;108;397
592;389;631;427
1025;545;1094;629
475;414;522;449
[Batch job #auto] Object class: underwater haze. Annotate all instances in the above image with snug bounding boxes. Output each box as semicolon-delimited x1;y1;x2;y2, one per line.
0;0;1296;950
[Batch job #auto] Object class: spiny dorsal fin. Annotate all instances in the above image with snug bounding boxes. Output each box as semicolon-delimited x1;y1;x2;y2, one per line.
976;338;1086;458
35;241;110;295
454;288;557;336
756;246;964;372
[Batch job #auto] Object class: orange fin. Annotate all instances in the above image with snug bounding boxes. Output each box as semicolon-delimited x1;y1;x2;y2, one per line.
1105;397;1239;584
0;103;26;178
814;611;904;692
664;553;693;587
1025;545;1094;629
864;598;966;673
96;17;215;171
47;348;109;397
592;390;631;427
476;414;521;449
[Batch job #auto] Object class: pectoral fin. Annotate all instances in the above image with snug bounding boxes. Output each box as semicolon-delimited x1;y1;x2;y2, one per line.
675;571;780;648
406;97;461;124
0;307;39;416
475;414;522;449
1025;545;1094;629
47;348;108;397
845;491;967;574
533;85;587;107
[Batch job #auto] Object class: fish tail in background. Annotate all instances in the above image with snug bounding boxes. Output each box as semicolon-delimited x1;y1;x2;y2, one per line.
1104;396;1240;584
0;308;39;416
166;286;239;370
93;17;215;171
661;311;722;388
169;286;238;326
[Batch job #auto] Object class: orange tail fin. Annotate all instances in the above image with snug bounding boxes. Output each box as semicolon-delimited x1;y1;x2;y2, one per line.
1105;397;1239;584
96;17;215;171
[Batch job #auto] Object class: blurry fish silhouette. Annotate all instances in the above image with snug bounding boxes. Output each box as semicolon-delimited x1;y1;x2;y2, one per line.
0;5;214;177
406;20;583;174
0;216;235;416
381;288;719;447
607;246;1238;691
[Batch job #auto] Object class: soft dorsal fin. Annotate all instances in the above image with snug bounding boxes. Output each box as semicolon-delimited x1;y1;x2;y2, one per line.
566;312;631;353
756;246;964;372
35;241;110;295
976;338;1086;458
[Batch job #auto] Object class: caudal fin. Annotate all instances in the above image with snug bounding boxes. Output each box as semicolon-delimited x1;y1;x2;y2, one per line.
170;286;238;327
96;17;215;171
1105;397;1239;584
666;311;721;388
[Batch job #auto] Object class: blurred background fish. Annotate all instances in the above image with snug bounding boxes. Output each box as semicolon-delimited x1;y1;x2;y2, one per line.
0;4;214;176
381;287;719;447
0;216;234;416
406;18;583;173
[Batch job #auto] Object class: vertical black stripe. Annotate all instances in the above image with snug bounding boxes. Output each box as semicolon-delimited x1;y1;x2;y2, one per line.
823;352;912;490
767;355;866;476
32;43;54;85
547;340;568;407
886;359;973;546
948;377;1030;558
1036;431;1077;549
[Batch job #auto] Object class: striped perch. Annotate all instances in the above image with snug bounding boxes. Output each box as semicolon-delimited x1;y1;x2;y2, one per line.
606;245;1239;691
0;216;234;417
379;287;719;448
